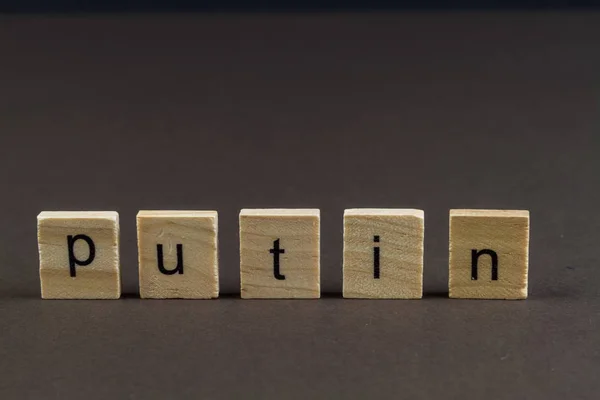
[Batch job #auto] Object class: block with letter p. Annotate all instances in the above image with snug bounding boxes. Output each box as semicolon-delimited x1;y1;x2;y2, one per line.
449;209;530;299
37;211;120;299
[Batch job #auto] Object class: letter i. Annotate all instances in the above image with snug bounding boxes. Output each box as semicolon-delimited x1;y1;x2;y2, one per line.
374;235;380;279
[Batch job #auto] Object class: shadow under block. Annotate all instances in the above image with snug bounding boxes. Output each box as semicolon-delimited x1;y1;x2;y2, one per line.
37;211;121;299
449;209;530;299
239;209;320;299
343;209;424;299
137;211;218;299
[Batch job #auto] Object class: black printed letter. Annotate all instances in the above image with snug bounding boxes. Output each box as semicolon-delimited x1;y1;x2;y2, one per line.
67;234;95;277
269;239;286;280
373;235;380;279
157;244;184;275
471;249;498;281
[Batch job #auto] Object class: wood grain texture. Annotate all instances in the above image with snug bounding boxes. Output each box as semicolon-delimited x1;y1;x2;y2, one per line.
449;209;530;299
37;211;120;299
343;209;424;299
239;209;320;299
137;210;219;299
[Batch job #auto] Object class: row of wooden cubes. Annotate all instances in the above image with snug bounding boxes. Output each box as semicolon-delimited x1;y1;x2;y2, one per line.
37;208;530;300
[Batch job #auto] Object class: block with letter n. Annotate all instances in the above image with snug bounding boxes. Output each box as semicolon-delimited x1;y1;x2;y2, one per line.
449;209;530;299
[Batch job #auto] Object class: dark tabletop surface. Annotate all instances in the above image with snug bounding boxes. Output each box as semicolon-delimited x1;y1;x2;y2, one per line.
0;12;599;399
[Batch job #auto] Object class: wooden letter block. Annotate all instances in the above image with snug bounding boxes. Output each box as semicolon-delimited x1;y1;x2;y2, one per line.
343;209;424;299
239;209;320;299
137;211;218;299
449;209;530;299
37;211;120;299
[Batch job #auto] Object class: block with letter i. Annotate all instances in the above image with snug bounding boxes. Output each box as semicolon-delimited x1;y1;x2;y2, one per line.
37;211;121;299
343;209;424;299
137;211;218;299
239;209;320;299
449;209;530;299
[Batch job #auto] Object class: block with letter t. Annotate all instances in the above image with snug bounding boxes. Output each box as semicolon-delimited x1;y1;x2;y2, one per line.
239;209;320;299
449;209;530;299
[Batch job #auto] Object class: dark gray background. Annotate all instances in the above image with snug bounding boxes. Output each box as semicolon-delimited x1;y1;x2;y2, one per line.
0;13;598;399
